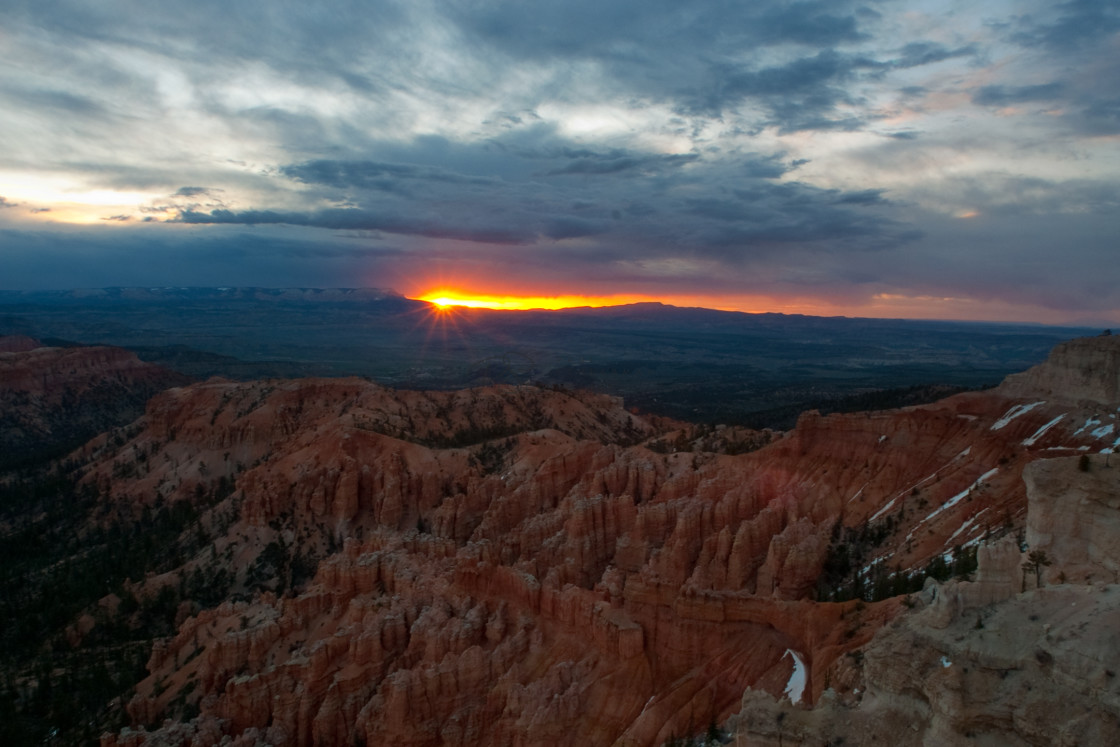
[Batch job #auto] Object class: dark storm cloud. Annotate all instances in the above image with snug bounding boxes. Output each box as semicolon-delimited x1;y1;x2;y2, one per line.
834;189;888;206
972;83;1065;107
452;0;867;59
543;151;699;177
996;1;1120;137
448;0;903;131
680;40;976;130
1011;0;1120;51
282;160;500;193
0;226;405;290
3;0;1119;322
178;208;539;245
177;133;908;260
891;42;977;70
1078;96;1120;135
683;50;874;120
682;186;911;253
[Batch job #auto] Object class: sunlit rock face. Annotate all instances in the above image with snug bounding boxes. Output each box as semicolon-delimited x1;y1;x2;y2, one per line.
94;337;1120;746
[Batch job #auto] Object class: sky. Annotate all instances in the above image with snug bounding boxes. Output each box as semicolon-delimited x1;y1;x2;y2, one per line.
1;0;1118;324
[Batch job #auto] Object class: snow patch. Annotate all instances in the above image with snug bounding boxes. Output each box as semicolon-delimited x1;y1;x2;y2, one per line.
847;480;870;504
859;558;884;579
1073;417;1102;436
918;468;999;528
878;434;888;444
940;656;952;668
1022;415;1064;446
1091;424;1115;439
870;447;975;524
868;496;899;523
947;508;989;544
782;649;807;704
991;402;1045;430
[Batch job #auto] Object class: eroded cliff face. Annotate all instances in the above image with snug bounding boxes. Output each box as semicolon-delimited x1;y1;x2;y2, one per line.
999;333;1120;405
0;336;189;467
732;457;1120;746
90;337;1120;746
1025;454;1120;585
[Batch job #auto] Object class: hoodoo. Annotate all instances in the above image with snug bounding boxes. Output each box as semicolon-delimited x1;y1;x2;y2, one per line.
4;335;1120;745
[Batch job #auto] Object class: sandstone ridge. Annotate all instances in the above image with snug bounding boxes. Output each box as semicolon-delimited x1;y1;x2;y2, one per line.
0;336;188;467
731;454;1120;745
80;333;1120;746
999;333;1120;405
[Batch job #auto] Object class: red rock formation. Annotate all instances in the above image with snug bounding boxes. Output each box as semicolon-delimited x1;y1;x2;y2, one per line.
0;334;42;353
97;338;1120;746
0;339;188;467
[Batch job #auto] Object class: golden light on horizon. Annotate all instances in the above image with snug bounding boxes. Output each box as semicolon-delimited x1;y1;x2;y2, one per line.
412;288;1077;325
417;290;656;311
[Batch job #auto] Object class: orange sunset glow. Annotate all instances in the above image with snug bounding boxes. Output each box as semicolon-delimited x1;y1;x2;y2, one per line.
417;290;659;311
409;288;1111;325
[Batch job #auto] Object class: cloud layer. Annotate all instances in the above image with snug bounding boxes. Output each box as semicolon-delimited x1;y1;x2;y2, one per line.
1;0;1118;323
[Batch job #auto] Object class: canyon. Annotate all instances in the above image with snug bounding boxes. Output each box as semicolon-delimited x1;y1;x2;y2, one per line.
3;333;1119;745
0;336;188;469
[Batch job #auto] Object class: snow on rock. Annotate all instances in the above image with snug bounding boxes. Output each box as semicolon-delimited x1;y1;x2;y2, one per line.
1022;415;1064;446
990;402;1045;431
1073;417;1102;436
870;448;974;523
868;496;899;523
947;508;989;545
782;649;807;704
909;468;999;538
847;481;869;504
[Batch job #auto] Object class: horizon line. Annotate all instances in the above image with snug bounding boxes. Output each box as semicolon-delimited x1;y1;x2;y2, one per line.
0;285;1110;329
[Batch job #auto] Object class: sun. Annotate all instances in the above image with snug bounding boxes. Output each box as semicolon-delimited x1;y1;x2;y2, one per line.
425;295;497;310
416;289;650;311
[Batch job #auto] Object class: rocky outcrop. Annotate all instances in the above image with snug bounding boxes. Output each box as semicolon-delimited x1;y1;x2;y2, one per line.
735;578;1120;746
0;338;188;468
731;454;1120;746
1025;454;1120;585
999;334;1120;405
92;335;1120;746
0;334;41;353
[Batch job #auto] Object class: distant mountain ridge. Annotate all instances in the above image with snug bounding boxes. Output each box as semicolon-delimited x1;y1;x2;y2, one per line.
0;287;1103;427
0;286;408;305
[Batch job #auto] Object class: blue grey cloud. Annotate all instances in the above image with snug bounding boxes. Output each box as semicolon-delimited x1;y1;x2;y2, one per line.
1;0;1119;323
972;83;1065;107
1011;0;1120;51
